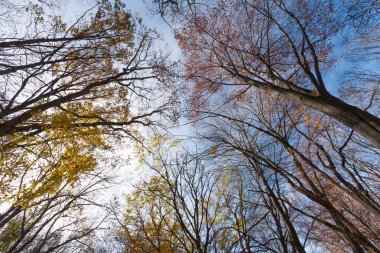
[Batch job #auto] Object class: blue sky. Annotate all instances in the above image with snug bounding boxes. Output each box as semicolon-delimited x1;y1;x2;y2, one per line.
127;1;181;58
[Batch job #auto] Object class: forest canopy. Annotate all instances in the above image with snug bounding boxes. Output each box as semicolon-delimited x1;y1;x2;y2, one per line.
0;0;380;252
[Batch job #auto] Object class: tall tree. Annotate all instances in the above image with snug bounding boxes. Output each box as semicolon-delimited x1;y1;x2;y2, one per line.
0;165;112;253
155;0;380;147
118;136;315;252
128;137;229;253
0;1;174;251
201;90;380;252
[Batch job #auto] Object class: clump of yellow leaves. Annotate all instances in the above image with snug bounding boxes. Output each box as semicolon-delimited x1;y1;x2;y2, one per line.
121;175;182;253
0;101;110;209
0;0;138;213
134;134;181;167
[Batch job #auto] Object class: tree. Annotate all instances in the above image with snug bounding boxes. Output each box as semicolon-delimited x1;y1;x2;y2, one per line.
0;0;172;208
0;165;112;253
217;163;309;253
124;137;229;253
118;176;185;253
0;0;174;251
155;0;380;147
201;90;380;252
0;0;172;139
118;136;315;252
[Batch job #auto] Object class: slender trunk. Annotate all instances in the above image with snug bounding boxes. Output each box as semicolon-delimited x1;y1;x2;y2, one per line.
328;207;380;253
252;161;306;253
0;206;22;229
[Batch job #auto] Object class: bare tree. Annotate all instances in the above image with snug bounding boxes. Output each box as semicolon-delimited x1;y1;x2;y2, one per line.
200;89;380;252
0;166;113;253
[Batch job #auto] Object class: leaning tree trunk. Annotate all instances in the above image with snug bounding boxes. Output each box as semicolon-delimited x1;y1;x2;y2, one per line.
267;86;380;148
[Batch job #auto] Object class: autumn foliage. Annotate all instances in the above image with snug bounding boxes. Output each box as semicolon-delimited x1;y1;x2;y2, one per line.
1;0;380;253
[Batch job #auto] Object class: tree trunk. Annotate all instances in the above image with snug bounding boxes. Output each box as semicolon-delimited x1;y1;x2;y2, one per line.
273;88;380;148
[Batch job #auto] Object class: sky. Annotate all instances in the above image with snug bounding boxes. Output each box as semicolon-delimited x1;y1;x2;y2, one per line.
14;0;376;200
100;1;185;195
34;0;184;198
127;0;181;58
2;1;379;248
